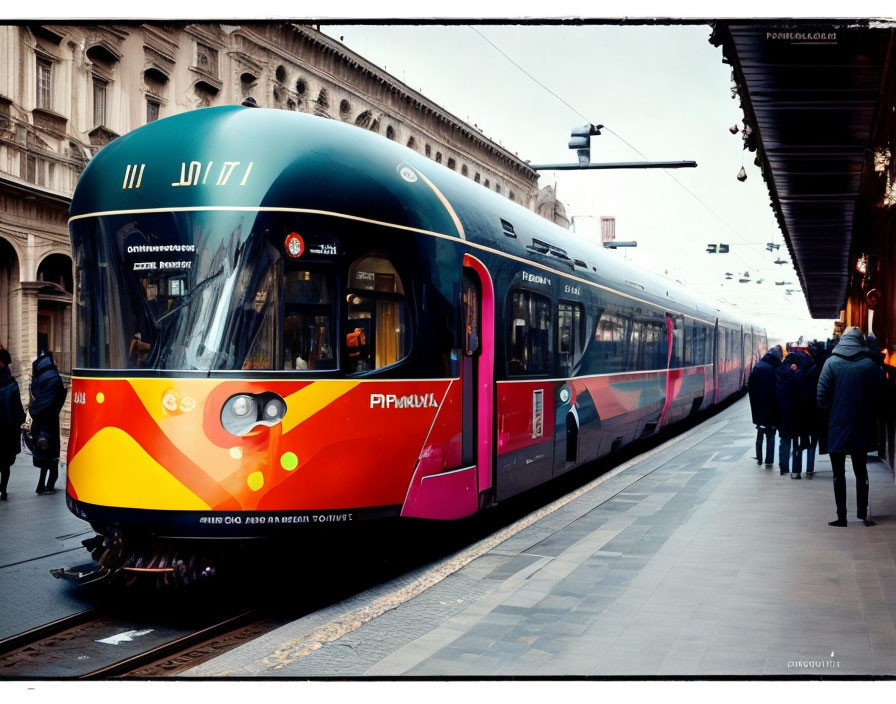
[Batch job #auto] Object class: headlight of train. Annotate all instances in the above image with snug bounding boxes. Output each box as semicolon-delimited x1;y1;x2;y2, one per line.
231;395;255;417
221;392;287;436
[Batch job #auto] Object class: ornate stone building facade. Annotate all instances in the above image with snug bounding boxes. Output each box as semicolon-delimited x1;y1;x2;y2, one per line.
0;22;568;442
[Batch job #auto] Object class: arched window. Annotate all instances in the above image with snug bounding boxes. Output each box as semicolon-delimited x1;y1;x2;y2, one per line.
345;255;411;373
461;164;468;177
386;125;395;140
447;158;456;170
36;253;73;372
406;136;417;150
296;78;307;95
483;179;490;188
355;110;372;129
339;99;351;117
435;152;442;164
275;65;287;83
425;144;432;157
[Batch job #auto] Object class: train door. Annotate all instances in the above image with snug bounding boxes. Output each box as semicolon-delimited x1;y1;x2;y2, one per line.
462;255;495;505
553;301;583;476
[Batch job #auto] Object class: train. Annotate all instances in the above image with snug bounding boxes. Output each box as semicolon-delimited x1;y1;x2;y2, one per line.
63;105;766;585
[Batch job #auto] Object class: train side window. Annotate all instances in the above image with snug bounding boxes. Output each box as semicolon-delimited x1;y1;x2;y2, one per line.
594;311;629;373
558;301;583;377
462;272;480;356
508;289;551;375
639;320;665;370
345;256;410;373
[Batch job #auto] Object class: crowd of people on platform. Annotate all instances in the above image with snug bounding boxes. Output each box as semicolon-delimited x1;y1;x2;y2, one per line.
0;348;67;502
748;326;896;527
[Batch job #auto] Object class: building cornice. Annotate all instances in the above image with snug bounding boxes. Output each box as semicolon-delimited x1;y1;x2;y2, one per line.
280;24;538;181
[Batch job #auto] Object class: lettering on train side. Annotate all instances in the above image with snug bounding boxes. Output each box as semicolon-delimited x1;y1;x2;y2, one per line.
563;284;581;296
72;391;87;405
170;161;254;187
369;393;439;409
522;271;551;286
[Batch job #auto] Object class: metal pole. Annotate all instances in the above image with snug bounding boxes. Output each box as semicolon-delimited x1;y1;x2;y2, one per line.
530;161;697;171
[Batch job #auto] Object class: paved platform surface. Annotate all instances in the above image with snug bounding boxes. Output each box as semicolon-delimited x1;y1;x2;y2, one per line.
0;453;97;640
184;396;896;677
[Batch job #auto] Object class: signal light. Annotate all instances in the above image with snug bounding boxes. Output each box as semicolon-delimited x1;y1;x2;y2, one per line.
568;124;603;167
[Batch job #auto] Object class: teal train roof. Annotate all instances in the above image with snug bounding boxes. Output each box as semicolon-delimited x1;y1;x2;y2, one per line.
69;105;462;238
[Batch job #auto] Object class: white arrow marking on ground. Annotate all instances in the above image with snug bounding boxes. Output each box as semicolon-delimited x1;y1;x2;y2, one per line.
96;629;154;645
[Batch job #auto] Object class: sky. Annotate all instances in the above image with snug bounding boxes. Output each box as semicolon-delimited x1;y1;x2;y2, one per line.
316;21;862;346
16;3;895;345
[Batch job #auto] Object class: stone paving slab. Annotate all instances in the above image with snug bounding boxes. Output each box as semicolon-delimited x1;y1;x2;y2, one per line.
0;454;98;640
184;396;896;677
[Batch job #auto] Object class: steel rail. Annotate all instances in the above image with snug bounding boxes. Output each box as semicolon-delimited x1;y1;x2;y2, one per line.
0;608;105;656
78;610;263;679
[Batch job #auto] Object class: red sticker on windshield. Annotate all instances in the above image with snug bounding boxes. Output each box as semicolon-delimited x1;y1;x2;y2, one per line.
285;233;305;258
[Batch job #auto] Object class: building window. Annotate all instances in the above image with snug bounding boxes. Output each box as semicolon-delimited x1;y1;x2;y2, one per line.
36;57;52;110
146;99;160;123
435;151;442;164
447;158;456;170
196;42;218;77
93;77;107;127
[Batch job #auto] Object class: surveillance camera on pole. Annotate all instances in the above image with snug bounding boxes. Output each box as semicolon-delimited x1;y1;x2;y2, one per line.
568;124;603;167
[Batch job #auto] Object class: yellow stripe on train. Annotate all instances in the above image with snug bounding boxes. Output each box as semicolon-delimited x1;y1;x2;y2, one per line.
68;426;210;510
280;380;360;434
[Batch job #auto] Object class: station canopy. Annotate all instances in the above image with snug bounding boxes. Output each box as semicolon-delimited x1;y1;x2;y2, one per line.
710;22;894;318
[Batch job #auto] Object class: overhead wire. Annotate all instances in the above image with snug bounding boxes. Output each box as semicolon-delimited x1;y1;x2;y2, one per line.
466;25;792;292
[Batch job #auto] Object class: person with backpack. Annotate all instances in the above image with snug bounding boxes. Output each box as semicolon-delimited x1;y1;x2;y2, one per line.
0;349;26;501
817;327;881;527
29;351;67;494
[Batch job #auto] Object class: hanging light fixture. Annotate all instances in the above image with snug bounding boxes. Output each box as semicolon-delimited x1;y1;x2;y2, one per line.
736;166;747;182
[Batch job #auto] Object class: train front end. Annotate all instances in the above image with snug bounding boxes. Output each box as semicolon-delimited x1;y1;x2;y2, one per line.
65;107;472;584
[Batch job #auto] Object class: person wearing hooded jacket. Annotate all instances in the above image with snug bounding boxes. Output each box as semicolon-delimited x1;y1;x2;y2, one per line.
0;349;26;501
29;351;67;494
817;327;881;527
748;347;782;466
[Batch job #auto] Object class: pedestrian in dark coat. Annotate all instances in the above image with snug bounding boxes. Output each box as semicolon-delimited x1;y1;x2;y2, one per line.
0;349;26;500
775;349;811;477
748;349;781;465
29;352;67;494
817;327;881;527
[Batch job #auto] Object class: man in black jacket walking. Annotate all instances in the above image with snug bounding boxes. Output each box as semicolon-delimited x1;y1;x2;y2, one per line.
817;327;881;526
748;348;782;466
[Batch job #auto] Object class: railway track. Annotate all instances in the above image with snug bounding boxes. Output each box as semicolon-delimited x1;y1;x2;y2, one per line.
0;606;281;678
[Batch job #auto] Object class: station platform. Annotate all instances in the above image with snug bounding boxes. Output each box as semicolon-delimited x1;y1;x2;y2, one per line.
181;396;896;678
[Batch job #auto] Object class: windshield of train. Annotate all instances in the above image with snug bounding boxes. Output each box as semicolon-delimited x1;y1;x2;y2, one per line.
71;210;352;372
